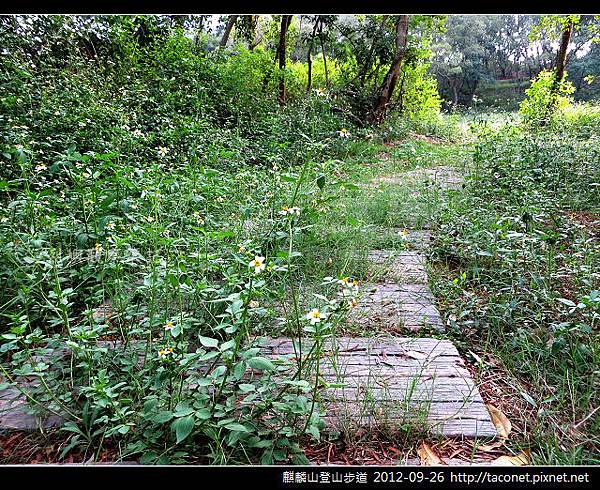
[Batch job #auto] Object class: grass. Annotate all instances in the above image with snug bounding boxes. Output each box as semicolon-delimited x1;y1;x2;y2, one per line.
299;124;599;464
2;108;599;464
424;125;600;464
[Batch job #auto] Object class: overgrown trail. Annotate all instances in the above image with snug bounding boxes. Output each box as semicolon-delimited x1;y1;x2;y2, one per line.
270;139;506;465
0;138;509;465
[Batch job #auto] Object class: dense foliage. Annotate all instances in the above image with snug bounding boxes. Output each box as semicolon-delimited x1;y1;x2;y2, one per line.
431;113;599;464
0;14;599;465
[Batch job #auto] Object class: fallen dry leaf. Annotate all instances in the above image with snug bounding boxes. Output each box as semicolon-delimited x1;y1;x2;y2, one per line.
491;451;530;466
388;446;403;456
468;350;483;365
486;404;512;439
477;440;506;452
417;441;445;466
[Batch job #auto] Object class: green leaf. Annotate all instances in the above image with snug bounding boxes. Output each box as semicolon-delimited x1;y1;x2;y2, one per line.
172;415;195;444
171;324;182;338
143;398;158;414
153;411;173;424
140;451;158;465
260;449;273;465
224;423;250;432
174;402;193;417
247;356;276;371
211;365;227;378
316;173;326;190
220;339;236;351
196;377;213;387
199;336;219;348
281;174;297;183
233;361;246;380
194;408;211;420
292;453;311;465
199;351;220;361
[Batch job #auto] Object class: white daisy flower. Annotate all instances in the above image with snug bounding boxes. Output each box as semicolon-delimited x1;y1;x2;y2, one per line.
306;308;326;325
249;255;266;274
158;347;174;359
193;211;205;225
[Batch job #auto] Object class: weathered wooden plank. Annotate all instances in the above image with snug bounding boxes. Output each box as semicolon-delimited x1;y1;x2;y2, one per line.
0;387;63;431
374;166;464;191
368;250;426;266
385;230;432;250
260;337;456;357
260;336;495;438
322;387;483;404
274;366;472;381
324;400;491;421
324;415;496;438
347;283;445;332
272;355;466;368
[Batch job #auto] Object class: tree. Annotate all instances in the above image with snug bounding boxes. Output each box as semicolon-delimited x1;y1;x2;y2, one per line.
530;15;581;122
276;15;293;106
219;15;238;48
305;16;320;93
371;15;410;123
550;18;574;99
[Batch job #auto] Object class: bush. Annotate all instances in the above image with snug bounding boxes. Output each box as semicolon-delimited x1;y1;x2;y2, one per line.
519;69;575;125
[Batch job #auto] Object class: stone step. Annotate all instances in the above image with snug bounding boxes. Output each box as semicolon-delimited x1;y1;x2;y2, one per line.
0;386;63;431
347;283;445;332
367;250;428;284
369;166;465;191
260;337;497;439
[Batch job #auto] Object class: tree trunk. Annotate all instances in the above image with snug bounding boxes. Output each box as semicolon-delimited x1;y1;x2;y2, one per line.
452;81;458;107
219;15;238;48
318;21;330;89
397;70;406;112
306;18;319;92
544;19;574;123
277;15;293;106
551;19;573;92
371;15;409;123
